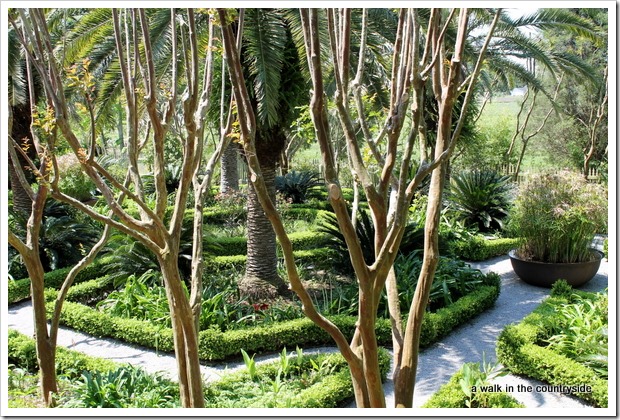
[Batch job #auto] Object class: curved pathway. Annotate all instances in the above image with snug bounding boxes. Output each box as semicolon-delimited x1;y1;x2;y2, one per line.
6;255;608;409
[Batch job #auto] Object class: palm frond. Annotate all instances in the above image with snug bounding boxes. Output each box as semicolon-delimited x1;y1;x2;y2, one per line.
512;8;601;43
244;8;287;128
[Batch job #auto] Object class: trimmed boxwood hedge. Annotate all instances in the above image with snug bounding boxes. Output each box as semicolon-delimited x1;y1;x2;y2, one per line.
452;236;521;261
48;278;500;362
210;231;330;257
8;329;120;376
422;365;524;408
496;294;608;408
203;247;337;272
8;257;112;304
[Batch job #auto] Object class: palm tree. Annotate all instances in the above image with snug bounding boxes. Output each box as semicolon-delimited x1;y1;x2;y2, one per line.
235;9;308;300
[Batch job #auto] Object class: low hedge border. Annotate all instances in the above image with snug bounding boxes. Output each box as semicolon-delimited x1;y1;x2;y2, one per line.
496;294;608;408
48;276;500;362
422;365;524;408
44;275;116;305
203;248;338;272
8;257;112;304
204;348;390;408
210;231;330;257
453;236;521;261
202;205;333;225
8;329;120;377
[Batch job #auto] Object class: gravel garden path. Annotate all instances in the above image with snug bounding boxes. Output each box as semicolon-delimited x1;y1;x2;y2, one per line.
6;253;608;410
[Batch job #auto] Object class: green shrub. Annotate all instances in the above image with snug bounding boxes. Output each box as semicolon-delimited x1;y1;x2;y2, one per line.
389;252;494;314
203;248;337;272
8;257;111;304
550;279;573;298
446;169;514;233
56;154;96;201
276;171;321;204
8;329;119;376
422;365;524;408
209;231;330;257
497;292;608;407
451;235;520;261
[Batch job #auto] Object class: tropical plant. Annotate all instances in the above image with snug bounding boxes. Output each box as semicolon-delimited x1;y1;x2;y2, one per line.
459;353;508;408
447;169;514;233
387;251;486;314
508;170;607;263
546;292;608;379
55;153;97;201
275;170;321;204
9;200;100;273
97;271;171;326
317;209;428;272
60;365;180;408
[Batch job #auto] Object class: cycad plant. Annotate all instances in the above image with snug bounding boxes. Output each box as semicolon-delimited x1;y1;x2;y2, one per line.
447;169;514;233
9;200;99;273
275;170;321;204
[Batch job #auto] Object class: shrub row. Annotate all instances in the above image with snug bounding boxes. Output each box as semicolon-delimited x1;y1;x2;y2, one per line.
210;231;330;257
496;295;608;408
452;236;521;261
203;248;337;272
44;275;116;305
8;329;120;377
422;365;524;408
49;279;500;362
202;205;333;225
8;257;111;304
204;348;390;408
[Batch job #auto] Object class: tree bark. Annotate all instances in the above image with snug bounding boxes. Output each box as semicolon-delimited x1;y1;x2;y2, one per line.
24;249;58;406
159;253;205;408
240;157;288;300
219;142;240;194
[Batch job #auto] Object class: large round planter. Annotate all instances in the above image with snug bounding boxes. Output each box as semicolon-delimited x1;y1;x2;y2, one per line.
508;249;603;288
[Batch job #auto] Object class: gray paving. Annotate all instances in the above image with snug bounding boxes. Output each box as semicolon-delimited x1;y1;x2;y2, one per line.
6;254;608;409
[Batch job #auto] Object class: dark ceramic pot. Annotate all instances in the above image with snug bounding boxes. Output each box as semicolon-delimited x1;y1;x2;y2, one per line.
508;249;603;288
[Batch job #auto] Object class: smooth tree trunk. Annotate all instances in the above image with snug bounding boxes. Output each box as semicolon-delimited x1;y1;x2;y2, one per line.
24;249;58;406
158;254;205;408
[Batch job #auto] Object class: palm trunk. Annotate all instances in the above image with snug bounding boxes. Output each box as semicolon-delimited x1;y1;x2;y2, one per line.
240;159;288;300
219;142;240;194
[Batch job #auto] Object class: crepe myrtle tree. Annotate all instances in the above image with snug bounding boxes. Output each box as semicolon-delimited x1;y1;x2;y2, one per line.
10;8;231;407
218;7;500;408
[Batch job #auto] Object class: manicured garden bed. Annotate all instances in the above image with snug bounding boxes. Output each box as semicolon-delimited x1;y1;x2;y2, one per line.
422;363;524;408
8;329;388;408
496;285;608;408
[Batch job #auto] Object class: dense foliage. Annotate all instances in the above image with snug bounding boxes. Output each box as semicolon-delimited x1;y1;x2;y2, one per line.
508;171;607;263
447;169;514;232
